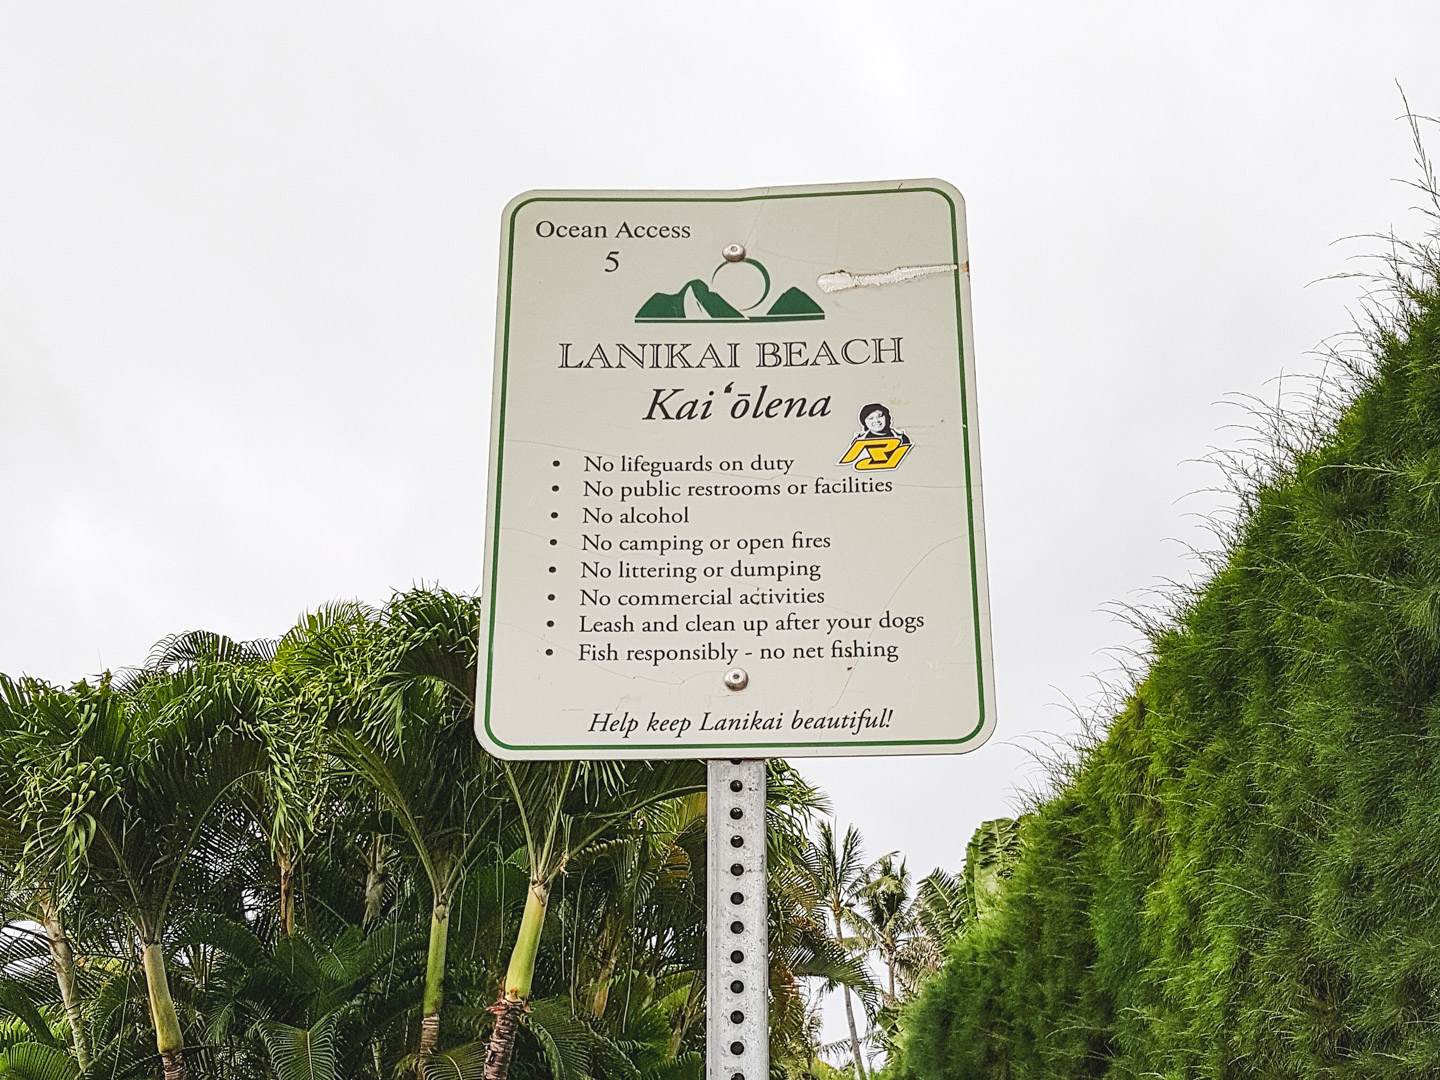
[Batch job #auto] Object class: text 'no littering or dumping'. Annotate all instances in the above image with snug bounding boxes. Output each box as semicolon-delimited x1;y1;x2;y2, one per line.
476;180;996;760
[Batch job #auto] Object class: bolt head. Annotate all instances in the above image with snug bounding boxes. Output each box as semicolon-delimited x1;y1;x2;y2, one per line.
723;668;749;691
722;243;746;262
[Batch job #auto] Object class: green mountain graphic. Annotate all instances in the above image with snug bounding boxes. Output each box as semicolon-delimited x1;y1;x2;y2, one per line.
748;286;825;322
635;265;824;323
636;280;746;322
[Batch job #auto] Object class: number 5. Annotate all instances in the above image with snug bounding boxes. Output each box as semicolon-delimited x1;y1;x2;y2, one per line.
603;251;620;272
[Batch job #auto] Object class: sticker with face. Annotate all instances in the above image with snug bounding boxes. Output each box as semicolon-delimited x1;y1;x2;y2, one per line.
838;403;912;471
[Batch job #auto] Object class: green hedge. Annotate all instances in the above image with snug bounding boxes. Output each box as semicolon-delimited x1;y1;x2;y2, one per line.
896;263;1440;1078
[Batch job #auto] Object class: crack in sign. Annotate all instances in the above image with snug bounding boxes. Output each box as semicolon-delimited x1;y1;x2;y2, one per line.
816;263;960;293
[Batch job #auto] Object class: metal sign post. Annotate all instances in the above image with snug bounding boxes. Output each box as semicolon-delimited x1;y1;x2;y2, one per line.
706;760;768;1080
476;181;995;1076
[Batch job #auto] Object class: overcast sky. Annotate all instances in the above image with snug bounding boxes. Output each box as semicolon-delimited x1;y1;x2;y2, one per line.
4;0;1439;1046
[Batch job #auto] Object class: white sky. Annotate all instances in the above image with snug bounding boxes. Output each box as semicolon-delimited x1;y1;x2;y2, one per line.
4;0;1439;1054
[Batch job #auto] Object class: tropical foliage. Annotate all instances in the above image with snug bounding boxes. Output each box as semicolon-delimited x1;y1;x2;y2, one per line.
892;173;1440;1078
0;589;900;1080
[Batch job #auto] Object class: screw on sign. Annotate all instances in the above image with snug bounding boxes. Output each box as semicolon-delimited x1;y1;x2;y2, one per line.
477;182;994;1078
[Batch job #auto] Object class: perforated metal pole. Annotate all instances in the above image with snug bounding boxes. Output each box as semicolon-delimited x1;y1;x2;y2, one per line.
707;759;768;1080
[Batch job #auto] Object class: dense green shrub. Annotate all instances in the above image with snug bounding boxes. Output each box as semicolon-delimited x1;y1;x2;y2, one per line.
896;237;1440;1078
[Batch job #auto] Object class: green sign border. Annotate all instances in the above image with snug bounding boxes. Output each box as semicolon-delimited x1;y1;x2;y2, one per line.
484;186;987;753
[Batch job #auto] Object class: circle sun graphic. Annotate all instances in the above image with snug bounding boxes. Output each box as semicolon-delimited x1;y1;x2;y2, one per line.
710;258;771;312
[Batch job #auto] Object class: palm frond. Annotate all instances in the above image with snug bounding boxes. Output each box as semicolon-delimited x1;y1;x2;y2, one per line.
254;1011;338;1080
0;982;59;1048
143;631;278;674
0;1042;78;1080
527;997;597;1080
421;1041;487;1080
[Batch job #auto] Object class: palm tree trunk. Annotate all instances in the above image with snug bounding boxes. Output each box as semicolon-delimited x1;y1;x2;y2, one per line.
363;834;388;927
589;947;617;1019
669;975;703;1058
831;896;867;1080
484;999;525;1080
417;896;451;1072
485;881;549;1080
277;848;296;935
141;942;185;1080
38;894;90;1071
843;985;868;1080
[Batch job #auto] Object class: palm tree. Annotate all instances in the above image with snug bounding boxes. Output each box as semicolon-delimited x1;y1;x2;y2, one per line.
5;665;273;1080
272;602;393;929
886;819;1024;996
558;790;708;1027
484;759;706;1080
804;821;875;1080
0;675;94;1071
908;868;967;979
1;888;92;1072
297;589;508;1072
855;854;915;1005
143;631;324;939
766;851;879;1071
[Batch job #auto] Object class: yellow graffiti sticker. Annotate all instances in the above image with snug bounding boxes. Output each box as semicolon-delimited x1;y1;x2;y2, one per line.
838;437;911;471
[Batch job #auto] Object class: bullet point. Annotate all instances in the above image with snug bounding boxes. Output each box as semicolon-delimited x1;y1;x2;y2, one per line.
548;566;556;573
552;485;559;492
552;460;560;467
551;512;558;519
547;594;555;601
546;620;554;627
546;649;554;656
549;539;557;546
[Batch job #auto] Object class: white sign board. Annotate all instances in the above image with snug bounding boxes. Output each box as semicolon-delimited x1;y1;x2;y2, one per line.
476;180;994;759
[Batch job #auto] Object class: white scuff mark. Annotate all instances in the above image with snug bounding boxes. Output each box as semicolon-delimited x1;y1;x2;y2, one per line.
816;262;960;293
